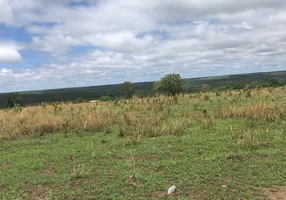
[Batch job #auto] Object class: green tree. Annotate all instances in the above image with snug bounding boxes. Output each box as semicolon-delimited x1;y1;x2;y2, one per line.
270;79;281;87
100;95;111;102
100;93;116;102
105;93;116;101
6;93;22;108
74;98;85;104
153;74;185;96
201;84;210;92
121;81;135;99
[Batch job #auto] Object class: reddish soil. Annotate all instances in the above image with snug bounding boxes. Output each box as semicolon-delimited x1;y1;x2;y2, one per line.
1;163;12;169
264;186;286;200
151;191;166;199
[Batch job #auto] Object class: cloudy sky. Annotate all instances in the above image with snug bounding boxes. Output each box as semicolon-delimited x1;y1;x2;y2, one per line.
0;0;286;93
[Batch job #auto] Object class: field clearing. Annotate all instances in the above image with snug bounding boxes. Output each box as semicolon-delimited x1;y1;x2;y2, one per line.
1;87;286;199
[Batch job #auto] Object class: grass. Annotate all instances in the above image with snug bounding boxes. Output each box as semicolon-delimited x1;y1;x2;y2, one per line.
1;87;286;199
1;87;285;141
1;128;285;199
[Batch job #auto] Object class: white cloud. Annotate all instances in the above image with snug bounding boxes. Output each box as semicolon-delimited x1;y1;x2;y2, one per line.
0;44;22;63
1;0;286;92
0;68;12;74
0;0;13;24
30;34;83;54
83;32;155;52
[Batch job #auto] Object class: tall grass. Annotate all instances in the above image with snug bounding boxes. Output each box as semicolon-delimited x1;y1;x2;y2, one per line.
1;87;286;141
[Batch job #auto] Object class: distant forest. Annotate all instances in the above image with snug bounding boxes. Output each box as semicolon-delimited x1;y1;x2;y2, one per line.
1;70;286;108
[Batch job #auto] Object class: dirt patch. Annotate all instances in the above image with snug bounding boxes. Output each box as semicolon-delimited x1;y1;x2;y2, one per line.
264;186;286;200
42;169;54;176
41;163;55;176
1;163;12;169
0;185;6;191
71;182;82;190
68;155;76;161
151;191;166;199
187;190;207;199
26;187;48;200
71;178;98;191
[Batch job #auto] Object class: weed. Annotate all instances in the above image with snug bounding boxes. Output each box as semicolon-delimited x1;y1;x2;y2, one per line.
71;163;90;180
13;104;23;113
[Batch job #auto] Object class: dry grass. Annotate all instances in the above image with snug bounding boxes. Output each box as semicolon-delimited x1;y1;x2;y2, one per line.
217;103;281;122
1;87;286;141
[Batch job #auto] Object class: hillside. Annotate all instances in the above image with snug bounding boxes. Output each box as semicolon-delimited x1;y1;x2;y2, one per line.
0;70;286;107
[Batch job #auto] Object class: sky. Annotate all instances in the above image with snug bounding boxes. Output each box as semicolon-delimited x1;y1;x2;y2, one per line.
0;0;286;93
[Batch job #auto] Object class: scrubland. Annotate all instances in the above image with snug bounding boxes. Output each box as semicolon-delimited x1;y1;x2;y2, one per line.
1;87;286;199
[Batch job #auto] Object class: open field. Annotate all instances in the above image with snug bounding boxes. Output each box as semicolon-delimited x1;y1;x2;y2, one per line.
1;87;286;199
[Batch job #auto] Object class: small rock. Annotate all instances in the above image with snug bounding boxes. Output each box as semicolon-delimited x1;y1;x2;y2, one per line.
167;185;176;195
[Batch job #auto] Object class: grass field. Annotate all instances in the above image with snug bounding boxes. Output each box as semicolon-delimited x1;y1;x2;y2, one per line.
1;87;286;199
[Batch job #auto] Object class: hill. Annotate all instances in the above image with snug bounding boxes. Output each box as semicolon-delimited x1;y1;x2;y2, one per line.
0;70;286;107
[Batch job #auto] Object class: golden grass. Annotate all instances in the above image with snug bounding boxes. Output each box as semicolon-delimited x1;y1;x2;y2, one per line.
217;103;281;122
1;87;286;141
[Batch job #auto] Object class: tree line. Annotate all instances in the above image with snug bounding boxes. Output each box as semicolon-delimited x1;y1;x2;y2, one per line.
1;74;285;108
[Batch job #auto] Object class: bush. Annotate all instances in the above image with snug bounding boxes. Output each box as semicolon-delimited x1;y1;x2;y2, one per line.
74;98;85;104
153;74;185;96
100;96;111;102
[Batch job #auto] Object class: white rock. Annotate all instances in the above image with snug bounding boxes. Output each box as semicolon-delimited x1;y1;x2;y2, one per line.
167;185;176;195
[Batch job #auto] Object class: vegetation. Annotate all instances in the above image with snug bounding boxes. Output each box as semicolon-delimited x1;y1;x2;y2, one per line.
0;70;286;108
1;86;286;199
270;78;282;87
74;98;86;104
153;74;185;96
99;93;116;102
1;87;286;141
1;71;286;199
201;84;211;92
121;81;136;99
6;93;22;108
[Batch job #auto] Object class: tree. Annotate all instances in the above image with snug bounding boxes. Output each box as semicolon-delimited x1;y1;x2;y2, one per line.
270;79;281;87
100;95;111;102
74;98;85;104
121;81;135;99
105;93;116;101
6;93;22;108
201;84;210;92
100;93;116;102
153;74;185;96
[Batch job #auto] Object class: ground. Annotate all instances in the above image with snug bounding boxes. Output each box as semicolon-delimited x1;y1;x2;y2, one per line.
1;125;285;199
1;88;286;199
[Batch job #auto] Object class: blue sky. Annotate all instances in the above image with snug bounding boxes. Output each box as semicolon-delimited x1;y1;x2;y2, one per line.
0;0;286;93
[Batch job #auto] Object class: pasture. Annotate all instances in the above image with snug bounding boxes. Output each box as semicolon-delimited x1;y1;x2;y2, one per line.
1;87;286;199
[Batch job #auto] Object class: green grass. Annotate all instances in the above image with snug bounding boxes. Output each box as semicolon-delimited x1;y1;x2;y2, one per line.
1;119;286;199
